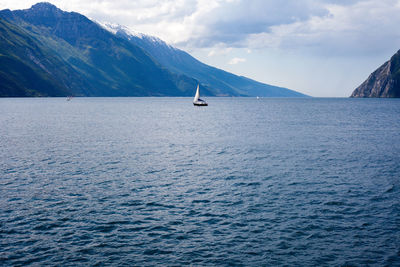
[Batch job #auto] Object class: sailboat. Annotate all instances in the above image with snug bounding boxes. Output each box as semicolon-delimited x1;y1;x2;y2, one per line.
193;84;208;106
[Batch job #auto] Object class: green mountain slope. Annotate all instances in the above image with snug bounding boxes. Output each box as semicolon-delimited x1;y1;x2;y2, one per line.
0;18;79;96
0;2;306;97
0;3;204;97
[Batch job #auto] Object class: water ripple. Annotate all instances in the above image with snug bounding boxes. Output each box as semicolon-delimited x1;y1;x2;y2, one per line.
0;98;399;266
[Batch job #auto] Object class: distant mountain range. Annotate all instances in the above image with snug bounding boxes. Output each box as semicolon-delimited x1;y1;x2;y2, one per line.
351;49;400;98
0;2;307;97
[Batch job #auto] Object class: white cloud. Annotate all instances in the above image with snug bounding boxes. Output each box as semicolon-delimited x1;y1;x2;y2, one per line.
207;44;233;57
228;57;246;65
246;0;400;56
2;0;399;56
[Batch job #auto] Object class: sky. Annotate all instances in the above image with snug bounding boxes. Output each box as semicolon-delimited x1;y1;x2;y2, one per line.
1;0;400;96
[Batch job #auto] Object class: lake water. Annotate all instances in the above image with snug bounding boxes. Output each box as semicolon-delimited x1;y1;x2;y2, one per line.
1;97;399;266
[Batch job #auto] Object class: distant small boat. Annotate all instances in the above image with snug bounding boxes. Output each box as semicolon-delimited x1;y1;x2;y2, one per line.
193;84;208;106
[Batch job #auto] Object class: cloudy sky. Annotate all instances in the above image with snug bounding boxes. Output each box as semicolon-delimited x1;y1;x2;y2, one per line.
2;0;400;96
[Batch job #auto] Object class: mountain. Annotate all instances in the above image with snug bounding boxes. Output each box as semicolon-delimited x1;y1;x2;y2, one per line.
0;17;74;96
101;23;307;97
0;2;306;97
351;50;400;98
0;3;204;97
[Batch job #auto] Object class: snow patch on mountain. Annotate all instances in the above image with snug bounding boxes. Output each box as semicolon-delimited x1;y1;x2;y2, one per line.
95;20;174;49
96;21;143;38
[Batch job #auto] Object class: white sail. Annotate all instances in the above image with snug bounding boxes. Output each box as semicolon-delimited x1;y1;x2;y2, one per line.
193;84;200;102
193;84;207;106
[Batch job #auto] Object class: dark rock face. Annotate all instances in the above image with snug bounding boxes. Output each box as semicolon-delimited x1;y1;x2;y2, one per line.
351;50;400;98
14;3;109;47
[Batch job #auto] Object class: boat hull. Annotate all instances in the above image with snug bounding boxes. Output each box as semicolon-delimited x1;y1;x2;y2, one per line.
193;102;208;106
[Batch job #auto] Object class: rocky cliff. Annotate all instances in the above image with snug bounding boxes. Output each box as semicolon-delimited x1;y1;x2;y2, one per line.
351;50;400;98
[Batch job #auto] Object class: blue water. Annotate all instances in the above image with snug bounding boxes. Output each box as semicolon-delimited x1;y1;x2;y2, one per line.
1;97;399;266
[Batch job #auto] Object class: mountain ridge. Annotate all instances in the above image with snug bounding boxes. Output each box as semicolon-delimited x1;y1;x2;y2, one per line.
1;2;203;97
103;22;306;97
0;2;307;97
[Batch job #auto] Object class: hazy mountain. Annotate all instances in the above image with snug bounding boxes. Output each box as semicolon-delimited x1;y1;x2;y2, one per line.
0;2;306;97
351;49;400;98
101;22;307;97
